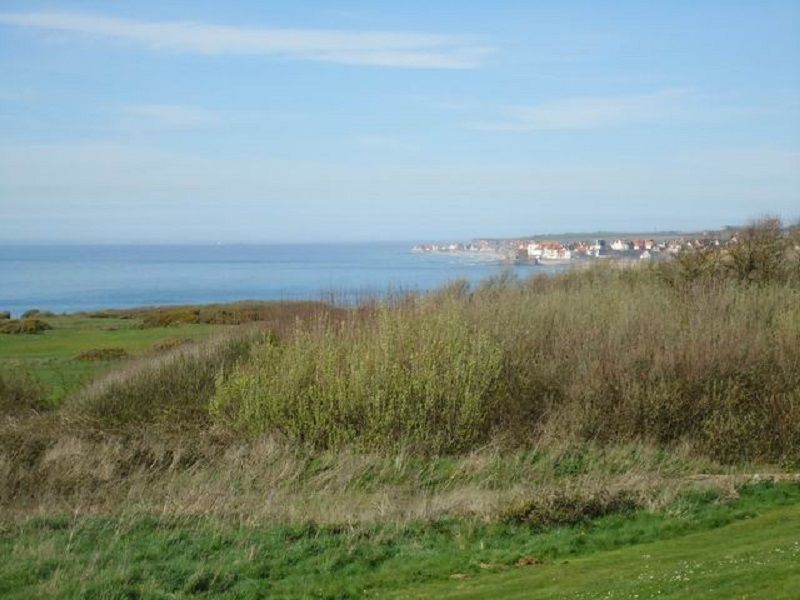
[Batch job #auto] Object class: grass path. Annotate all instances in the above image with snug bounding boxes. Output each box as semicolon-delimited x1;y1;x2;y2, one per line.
0;315;220;402
398;504;800;599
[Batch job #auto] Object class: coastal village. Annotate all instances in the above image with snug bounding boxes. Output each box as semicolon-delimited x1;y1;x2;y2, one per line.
412;231;735;264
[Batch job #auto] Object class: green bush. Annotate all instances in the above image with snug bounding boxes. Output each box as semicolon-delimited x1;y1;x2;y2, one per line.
0;311;10;320
212;305;505;453
0;318;52;335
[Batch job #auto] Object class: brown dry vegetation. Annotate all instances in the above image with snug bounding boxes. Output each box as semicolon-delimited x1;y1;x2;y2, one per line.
74;347;129;362
86;300;346;328
0;220;798;525
213;220;800;463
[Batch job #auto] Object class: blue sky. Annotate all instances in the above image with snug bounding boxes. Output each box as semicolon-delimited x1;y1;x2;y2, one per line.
0;1;798;243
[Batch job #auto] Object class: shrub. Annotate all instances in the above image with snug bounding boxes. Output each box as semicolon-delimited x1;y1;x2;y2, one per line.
0;311;10;320
211;220;800;463
502;490;639;528
212;305;505;453
725;218;793;284
0;319;52;335
129;301;340;328
75;347;129;361
20;309;55;318
141;308;201;327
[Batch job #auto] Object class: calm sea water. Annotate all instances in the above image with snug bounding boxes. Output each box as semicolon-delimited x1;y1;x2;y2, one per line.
0;243;568;316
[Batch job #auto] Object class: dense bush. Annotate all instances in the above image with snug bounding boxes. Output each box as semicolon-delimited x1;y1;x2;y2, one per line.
213;221;800;463
212;306;505;453
0;318;52;335
0;311;10;320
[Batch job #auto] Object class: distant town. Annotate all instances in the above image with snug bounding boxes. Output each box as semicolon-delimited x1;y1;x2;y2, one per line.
411;228;741;265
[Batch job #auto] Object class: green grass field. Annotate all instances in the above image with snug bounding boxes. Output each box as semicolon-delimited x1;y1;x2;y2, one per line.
0;315;221;403
1;483;798;599
400;493;800;599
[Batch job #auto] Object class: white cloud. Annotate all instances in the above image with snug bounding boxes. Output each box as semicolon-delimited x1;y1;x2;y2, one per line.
0;11;492;69
469;88;696;131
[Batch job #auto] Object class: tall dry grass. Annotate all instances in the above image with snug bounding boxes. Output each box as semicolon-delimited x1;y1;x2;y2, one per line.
2;219;798;524
212;220;800;463
63;331;259;429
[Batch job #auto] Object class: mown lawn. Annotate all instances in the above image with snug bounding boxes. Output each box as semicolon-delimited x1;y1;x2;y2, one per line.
399;500;800;599
1;483;798;599
0;315;220;403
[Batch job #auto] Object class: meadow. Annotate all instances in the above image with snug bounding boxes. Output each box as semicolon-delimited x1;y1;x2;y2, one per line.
1;220;799;598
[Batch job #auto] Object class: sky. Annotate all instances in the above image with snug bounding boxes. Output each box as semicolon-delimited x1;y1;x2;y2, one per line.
0;1;798;243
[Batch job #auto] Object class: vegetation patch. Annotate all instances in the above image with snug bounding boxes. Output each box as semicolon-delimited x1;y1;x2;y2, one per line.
86;300;344;328
64;333;258;428
74;347;129;362
151;336;193;352
0;482;797;599
0;372;47;415
213;307;505;453
20;309;55;318
0;319;52;335
212;221;800;463
501;490;640;528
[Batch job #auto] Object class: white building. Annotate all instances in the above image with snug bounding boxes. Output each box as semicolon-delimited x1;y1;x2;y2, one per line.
610;239;629;252
526;242;543;258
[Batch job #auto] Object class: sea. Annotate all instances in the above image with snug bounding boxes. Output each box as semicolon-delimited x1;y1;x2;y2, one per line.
0;243;570;316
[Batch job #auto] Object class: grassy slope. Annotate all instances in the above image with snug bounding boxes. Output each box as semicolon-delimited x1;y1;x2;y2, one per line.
0;315;220;402
404;504;800;599
1;484;798;599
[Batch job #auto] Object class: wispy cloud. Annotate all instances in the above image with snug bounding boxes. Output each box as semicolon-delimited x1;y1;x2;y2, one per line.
469;89;695;131
0;11;492;69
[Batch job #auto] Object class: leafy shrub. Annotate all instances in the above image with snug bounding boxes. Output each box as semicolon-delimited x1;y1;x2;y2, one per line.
0;319;52;335
0;311;10;320
656;218;798;288
725;218;793;284
212;305;505;453
502;490;639;528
